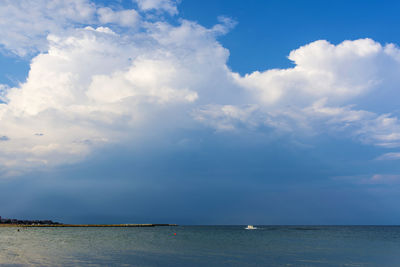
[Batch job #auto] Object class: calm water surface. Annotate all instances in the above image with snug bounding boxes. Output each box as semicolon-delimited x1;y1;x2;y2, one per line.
0;226;400;266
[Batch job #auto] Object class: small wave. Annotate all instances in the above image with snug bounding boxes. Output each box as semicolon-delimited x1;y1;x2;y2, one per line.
292;227;323;231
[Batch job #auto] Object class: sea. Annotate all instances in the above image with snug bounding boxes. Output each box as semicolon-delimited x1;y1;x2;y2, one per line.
1;225;400;266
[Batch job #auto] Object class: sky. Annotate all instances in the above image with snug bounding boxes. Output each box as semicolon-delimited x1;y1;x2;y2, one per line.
1;0;400;225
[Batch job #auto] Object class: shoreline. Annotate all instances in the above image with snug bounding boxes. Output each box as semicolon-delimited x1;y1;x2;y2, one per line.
0;224;178;227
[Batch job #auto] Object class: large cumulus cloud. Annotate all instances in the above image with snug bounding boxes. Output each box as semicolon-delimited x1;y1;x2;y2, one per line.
1;0;400;176
206;39;400;148
0;7;236;174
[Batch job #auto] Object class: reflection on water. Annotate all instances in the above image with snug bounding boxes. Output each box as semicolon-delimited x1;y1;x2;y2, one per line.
1;226;400;266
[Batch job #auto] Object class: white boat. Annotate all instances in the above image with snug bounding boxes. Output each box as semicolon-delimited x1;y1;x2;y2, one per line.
245;225;257;230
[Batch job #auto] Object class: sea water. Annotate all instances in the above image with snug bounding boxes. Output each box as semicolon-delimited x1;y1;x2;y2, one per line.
1;226;400;266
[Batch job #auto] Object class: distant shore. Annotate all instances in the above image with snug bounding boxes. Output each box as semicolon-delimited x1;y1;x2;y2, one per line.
0;224;178;227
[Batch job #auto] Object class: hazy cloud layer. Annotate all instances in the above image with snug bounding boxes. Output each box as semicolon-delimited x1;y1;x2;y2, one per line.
1;0;400;175
376;152;400;160
133;0;179;15
335;174;400;185
0;0;139;56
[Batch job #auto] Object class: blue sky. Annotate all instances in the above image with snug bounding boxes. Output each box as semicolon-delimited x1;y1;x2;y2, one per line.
1;0;400;225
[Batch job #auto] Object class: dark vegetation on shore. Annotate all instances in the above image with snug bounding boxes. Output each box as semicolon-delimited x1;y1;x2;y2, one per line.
0;217;178;227
3;224;178;227
0;218;60;225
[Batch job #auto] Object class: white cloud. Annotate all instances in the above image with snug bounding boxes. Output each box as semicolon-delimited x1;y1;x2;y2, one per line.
133;0;179;15
0;0;96;56
0;15;235;174
211;16;238;35
0;84;9;103
226;39;400;147
193;105;260;131
0;0;141;56
2;1;400;176
97;7;140;27
234;39;400;106
193;97;400;148
376;152;400;160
